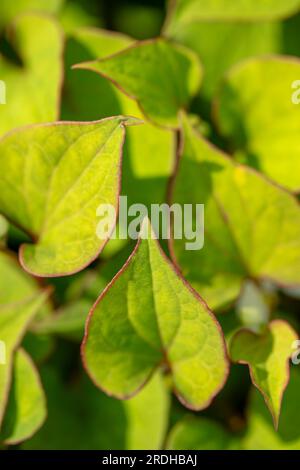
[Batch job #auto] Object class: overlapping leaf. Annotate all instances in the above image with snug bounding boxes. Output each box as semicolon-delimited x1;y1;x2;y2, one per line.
0;117;137;276
170;115;300;309
82;219;228;410
73;38;202;129
0;348;46;445
0;14;63;136
230;320;298;427
215;57;300;192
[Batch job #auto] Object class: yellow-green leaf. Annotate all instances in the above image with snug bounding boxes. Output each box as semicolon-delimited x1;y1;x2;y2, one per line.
82;219;228;410
0;116;137;276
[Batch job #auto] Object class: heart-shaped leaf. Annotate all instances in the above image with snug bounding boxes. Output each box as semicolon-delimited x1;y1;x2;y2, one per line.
0;116;138;277
1;348;46;445
0;14;63;137
73;38;202;129
170;115;300;309
215;57;300;192
230;320;298;428
82;219;228;410
165;0;300;34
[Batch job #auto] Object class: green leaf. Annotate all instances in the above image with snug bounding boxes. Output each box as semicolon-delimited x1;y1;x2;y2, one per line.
73;38;202;129
230;320;298;428
170;115;300;310
167;416;238;450
215;57;300;192
0;291;48;427
1;348;46;445
0;116;138;277
82;219;228;410
0;0;64;27
243;368;300;449
23;369;169;450
165;0;300;33
0;14;63;137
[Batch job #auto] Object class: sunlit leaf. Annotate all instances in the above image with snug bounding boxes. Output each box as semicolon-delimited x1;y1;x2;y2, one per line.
82;219;228;410
0;116;138;276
